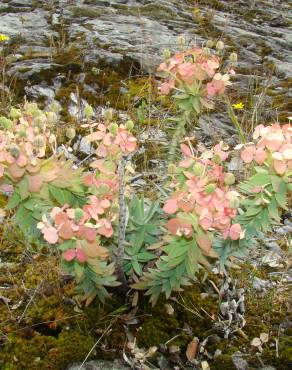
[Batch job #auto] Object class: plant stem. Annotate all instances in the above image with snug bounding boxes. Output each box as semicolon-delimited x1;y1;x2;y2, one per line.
226;100;246;143
116;154;128;290
169;113;187;161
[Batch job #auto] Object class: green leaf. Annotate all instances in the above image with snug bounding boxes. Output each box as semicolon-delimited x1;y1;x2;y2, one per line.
260;207;270;231
167;253;188;268
162;280;172;299
74;262;85;280
254;167;269;174
191;97;200;114
173;93;190;100
15;204;40;240
6;192;21;210
243;206;261;218
18;178;29;200
275;185;287;209
132;258;142;275
268;197;280;222
249;174;271;187
136;251;156;262
165;240;189;259
49;184;75;206
58;240;77;251
144;201;159;224
133;227;145;250
271;175;283;192
177;99;192;111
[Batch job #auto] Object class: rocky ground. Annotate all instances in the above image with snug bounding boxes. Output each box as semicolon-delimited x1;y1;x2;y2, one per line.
0;0;291;369
0;0;291;120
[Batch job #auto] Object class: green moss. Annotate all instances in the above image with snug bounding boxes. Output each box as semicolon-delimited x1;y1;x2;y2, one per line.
53;45;83;66
196;0;226;10
0;330;94;370
70;6;103;18
213;354;236;369
136;279;219;349
137;308;180;347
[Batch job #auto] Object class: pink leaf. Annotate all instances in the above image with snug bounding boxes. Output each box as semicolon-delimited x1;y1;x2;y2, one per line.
98;219;113;238
58;221;74;240
28;175;43;193
84;227;98;242
100;199;111;209
273;159;287;175
229;224;242;240
63;249;76;262
16;155;28;167
43;226;59;244
206;82;216;96
160;80;175;95
96;144;108;157
180;143;192;158
240;146;255;163
199;215;213;230
254;148;267;165
163;199;178;214
76;248;87;263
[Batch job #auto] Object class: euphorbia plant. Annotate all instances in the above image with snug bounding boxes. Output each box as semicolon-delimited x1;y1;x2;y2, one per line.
133;141;244;305
157;41;236;158
0;103;138;304
214;123;292;268
134;123;291;304
0;87;290;307
237;123;291;235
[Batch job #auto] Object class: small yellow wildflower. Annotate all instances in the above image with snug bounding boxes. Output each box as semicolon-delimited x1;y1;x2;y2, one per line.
0;34;10;42
232;102;244;110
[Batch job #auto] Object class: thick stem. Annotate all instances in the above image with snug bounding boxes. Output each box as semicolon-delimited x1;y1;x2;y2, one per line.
116;154;128;291
169;113;187;161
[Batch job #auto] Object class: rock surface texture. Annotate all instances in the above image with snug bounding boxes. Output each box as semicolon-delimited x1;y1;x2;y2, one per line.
0;0;291;117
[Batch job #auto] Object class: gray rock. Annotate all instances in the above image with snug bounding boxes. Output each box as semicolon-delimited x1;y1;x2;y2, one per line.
24;84;55;100
252;277;274;292
232;352;249;370
67;359;130;370
0;0;291;122
199;113;238;144
263;241;284;257
0;9;56;45
74;136;95;155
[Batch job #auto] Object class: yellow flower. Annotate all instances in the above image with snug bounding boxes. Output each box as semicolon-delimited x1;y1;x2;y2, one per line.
0;34;10;42
232;102;244;110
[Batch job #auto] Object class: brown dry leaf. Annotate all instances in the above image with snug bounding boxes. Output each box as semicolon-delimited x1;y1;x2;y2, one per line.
260;332;269;343
164;303;174;315
0;295;11;305
196;234;212;255
201;360;210;370
186;337;199;361
85;293;97;307
251;337;261;347
132;291;139;307
206;247;218;258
